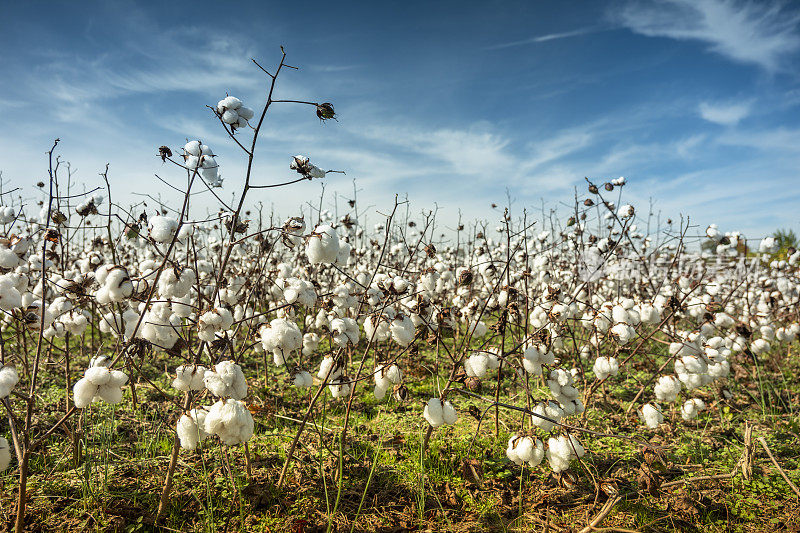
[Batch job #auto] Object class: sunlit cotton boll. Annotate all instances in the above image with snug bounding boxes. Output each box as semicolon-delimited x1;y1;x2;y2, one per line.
640;403;664;429
681;398;705;421
306;225;340;264
203;360;247;400
423;398;458;427
177;408;209;450
0;437;10;471
0;365;20;399
204;399;254;446
148;216;179;243
654;375;682;403
259;317;302;366
292;370;313;388
464;352;489;378
172;365;207;392
592;356;619;380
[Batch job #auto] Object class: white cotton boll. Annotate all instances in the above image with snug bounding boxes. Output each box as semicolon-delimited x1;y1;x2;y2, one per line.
177;408;209;450
611;323;635;345
568;434;585;458
73;378;97;408
204;399;254;446
515;436;535;463
237;106;254;121
528;439;545;466
618;204;634;218
220;96;242;111
0;437;10;471
203;360;247;400
465;353;489;378
640;403;664;429
654;375;682;403
681;398;706;421
318;356;342;381
259;318;302;365
302;332;320;356
442;400;458;425
84;366;111;386
592;357;619;380
374;384;388;400
173;365;207;392
545;436;573;473
293;370;313;389
328;377;352;399
0;366;20;398
390;315;416;347
96;384;124;404
336;239;351;266
221;109;239;124
184;140;202;156
330;317;359;347
149;216;179;243
506;436;523;465
305;225;340;264
423;398;445;427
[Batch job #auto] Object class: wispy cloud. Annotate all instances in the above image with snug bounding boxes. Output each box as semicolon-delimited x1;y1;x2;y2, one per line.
615;0;800;71
698;100;752;125
487;26;602;50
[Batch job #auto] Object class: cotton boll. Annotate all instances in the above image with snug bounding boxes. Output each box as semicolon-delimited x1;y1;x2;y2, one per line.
73;377;97;408
0;437;10;471
173;365;207;392
177;408;209;450
640;403;664;429
292;370;313;388
305;225;340;264
203;360;247;400
84;366;111;386
149;216;179;243
423;398;445;427
259;318;302;365
442;400;458;425
592;357;619;380
545;436;573;473
528;438;545;466
96;384;124;404
0;366;20;398
204;399;254;446
506;436;523;465
328;377;352;399
654;375;682;403
681;398;706;421
390;315;416;346
318;356;342;381
464;352;489;378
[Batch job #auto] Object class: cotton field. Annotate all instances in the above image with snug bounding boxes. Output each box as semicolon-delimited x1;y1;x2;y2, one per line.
1;50;799;532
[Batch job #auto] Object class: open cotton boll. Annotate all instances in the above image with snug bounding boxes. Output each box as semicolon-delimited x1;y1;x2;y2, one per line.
305;224;340;264
390;315;416;346
172;365;208;392
203;360;247;400
0;366;20;399
441;400;458;425
302;332;320;356
259;317;302;365
204;399;254;446
330;317;359;346
464;352;489;378
84;366;111;386
177;408;209;450
506;436;523;465
73;377;97;408
681;398;705;421
546;436;573;473
148;216;179;243
423;398;445;427
0;437;10;471
654;375;682;403
532;401;563;432
592;356;619;380
198;307;234;342
640;403;664;429
292;370;313;388
328;377;352;399
610;323;636;345
317;356;342;381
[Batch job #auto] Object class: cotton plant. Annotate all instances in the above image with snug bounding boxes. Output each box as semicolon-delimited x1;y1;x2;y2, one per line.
259;317;302;365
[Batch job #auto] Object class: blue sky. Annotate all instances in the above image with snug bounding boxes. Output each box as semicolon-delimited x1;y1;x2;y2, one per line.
1;0;800;238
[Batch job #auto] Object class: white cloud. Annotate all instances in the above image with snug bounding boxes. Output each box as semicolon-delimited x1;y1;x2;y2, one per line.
698;100;752;125
487;26;602;50
616;0;800;71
